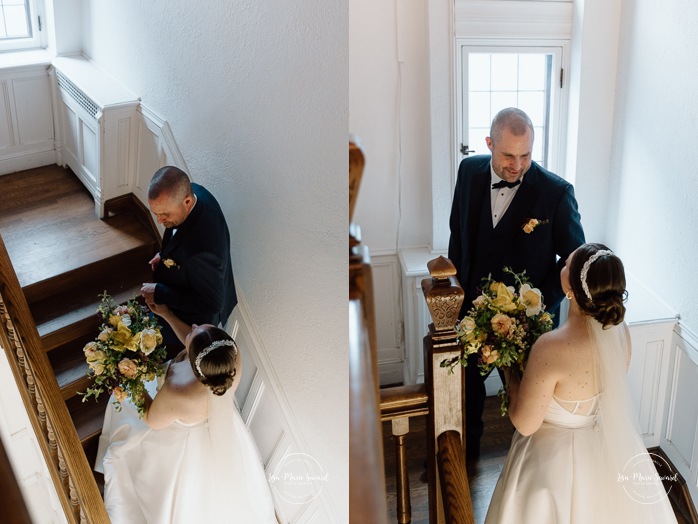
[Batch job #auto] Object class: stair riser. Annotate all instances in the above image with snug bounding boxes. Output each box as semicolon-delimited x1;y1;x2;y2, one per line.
22;242;157;306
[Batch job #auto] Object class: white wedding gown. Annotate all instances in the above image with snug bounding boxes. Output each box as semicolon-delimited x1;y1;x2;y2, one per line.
486;318;678;523
95;377;277;524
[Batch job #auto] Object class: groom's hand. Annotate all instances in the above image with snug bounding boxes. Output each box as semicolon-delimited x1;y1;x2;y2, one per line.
141;283;156;305
149;253;161;271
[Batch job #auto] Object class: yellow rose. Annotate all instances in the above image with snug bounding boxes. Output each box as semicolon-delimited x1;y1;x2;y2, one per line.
83;341;98;358
490;282;517;312
118;358;139;379
519;284;543;316
90;362;105;375
140;328;159;355
86;349;106;364
485;348;500;365
472;294;487;308
109;314;121;327
481;345;500;365
113;386;127;402
540;312;552;325
97;328;113;342
491;313;513;336
163;258;176;268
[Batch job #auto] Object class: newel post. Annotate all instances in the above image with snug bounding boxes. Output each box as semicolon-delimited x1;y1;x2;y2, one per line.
422;256;465;524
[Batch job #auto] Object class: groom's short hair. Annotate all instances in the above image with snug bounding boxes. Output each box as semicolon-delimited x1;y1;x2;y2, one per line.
490;107;534;144
148;166;193;202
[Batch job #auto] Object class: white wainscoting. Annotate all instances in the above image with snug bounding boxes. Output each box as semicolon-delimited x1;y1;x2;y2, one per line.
661;324;698;506
370;254;404;386
626;320;677;447
0;63;56;175
229;299;329;523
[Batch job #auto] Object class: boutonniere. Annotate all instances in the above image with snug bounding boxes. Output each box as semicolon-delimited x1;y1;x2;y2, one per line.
522;218;549;234
162;258;179;269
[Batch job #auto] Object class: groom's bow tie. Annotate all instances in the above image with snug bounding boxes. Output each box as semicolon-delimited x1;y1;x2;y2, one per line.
492;179;521;189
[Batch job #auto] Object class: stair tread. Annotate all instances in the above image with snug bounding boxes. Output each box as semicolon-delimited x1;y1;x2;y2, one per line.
67;393;108;443
2;194;157;290
34;277;149;339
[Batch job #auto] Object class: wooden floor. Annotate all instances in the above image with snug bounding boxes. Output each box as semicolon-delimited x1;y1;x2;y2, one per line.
0;165;154;288
383;396;514;524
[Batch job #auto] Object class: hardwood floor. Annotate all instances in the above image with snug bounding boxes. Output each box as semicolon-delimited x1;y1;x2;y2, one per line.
383;396;514;524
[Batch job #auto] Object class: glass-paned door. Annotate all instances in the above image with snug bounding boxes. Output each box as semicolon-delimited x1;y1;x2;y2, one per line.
458;45;564;172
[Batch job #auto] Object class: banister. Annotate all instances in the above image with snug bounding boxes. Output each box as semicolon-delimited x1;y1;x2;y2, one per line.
0;233;110;523
437;430;474;524
422;255;474;524
349;139;388;524
379;384;429;421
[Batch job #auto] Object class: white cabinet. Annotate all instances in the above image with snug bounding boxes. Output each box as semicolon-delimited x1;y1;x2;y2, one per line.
51;56;140;217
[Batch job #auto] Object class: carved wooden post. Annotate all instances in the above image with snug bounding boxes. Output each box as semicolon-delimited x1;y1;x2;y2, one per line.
422;256;466;524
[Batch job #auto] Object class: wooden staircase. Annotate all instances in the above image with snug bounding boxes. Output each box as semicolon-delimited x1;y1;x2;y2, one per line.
0;164;160;491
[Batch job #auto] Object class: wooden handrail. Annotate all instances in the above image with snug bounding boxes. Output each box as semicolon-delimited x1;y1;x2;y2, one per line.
0;233;110;523
379;384;428;421
437;430;474;524
349;140;388;524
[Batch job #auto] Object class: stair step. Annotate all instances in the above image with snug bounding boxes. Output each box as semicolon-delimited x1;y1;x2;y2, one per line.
23;243;156;307
36;279;149;350
67;393;108;444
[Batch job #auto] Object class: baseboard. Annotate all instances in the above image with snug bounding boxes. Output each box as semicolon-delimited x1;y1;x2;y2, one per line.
648;446;698;523
0;150;57;175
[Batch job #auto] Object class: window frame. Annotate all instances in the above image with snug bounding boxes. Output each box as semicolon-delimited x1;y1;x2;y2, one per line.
0;0;46;53
455;38;570;178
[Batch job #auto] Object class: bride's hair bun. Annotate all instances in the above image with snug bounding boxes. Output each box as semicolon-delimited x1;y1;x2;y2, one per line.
188;326;238;395
569;243;627;328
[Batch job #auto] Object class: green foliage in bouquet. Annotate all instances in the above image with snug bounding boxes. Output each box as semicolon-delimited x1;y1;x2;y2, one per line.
79;292;167;416
441;268;554;415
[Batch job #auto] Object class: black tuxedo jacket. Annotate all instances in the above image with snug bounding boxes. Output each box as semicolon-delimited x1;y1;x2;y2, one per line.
153;183;237;327
448;155;585;320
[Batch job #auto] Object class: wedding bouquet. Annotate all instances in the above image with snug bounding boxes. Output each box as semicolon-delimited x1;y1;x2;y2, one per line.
442;268;554;415
79;292;167;416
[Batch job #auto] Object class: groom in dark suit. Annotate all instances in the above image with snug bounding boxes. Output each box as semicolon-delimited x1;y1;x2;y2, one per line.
448;108;585;459
140;166;237;357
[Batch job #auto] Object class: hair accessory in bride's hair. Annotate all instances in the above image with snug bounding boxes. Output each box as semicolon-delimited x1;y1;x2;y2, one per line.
195;339;237;378
580;249;614;301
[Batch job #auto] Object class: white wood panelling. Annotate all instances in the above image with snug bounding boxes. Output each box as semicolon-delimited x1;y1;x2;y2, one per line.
660;324;698;506
0;64;56;174
230;299;330;523
371;254;404;386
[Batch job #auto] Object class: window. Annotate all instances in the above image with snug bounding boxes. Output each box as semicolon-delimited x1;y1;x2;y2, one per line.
457;44;567;173
0;0;45;52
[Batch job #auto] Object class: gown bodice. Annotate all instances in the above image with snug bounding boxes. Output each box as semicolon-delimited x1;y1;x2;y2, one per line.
544;394;600;429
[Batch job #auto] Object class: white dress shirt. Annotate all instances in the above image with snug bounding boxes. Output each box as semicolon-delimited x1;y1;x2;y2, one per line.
490;165;524;227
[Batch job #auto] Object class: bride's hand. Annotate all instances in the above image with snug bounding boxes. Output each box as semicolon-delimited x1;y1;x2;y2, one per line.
148;301;171;318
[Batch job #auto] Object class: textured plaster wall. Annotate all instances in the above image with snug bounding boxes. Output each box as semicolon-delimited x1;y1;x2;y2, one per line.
608;0;698;333
69;1;347;519
349;0;431;254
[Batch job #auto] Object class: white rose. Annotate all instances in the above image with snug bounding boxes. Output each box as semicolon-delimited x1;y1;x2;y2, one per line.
140;328;159;355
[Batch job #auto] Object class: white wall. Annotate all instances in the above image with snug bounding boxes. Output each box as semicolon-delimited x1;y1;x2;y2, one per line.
53;1;348;520
349;0;431;255
608;0;698;335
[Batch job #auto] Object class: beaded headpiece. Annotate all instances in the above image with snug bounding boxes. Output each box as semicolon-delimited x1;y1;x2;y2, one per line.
580;249;614;301
195;339;237;378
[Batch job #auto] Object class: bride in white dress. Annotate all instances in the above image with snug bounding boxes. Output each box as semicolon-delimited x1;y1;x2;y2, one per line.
486;243;677;523
95;303;277;524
